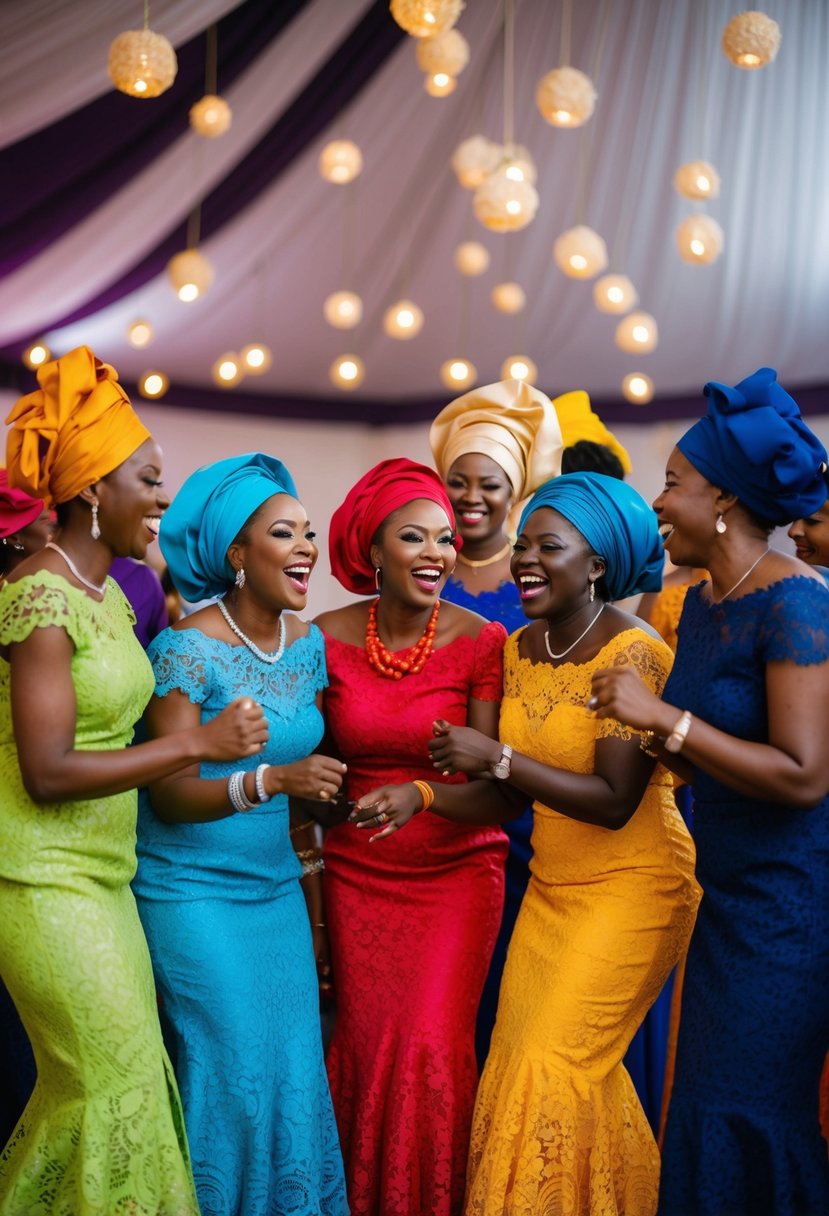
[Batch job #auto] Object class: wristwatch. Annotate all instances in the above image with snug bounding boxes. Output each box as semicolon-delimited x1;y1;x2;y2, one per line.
491;744;513;780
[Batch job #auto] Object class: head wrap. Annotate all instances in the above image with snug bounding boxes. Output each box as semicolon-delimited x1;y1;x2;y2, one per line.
677;368;827;525
429;378;564;500
5;345;151;508
329;458;456;595
0;469;45;538
553;390;632;475
518;472;663;601
160;453;298;602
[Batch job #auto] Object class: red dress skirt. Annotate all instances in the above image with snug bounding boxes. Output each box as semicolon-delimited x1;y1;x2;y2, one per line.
322;622;508;1216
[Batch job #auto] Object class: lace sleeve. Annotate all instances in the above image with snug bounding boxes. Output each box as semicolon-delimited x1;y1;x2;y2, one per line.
306;623;330;695
595;631;674;743
471;620;507;702
758;577;829;666
147;627;214;706
0;575;82;647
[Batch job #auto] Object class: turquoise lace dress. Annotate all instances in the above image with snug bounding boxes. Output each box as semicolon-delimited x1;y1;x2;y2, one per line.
133;624;347;1216
660;576;829;1214
0;573;199;1216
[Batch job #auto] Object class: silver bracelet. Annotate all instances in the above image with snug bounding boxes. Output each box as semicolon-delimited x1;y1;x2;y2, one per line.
254;763;270;804
300;856;325;878
228;770;257;813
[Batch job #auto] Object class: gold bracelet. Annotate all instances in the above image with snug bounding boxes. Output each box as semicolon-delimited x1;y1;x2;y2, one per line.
296;847;322;863
289;819;315;837
412;779;435;811
639;730;658;759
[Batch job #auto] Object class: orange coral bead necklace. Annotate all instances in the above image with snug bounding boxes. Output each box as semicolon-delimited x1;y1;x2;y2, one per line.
365;598;440;679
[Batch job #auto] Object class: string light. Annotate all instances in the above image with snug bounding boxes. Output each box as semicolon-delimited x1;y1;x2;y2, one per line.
491;282;526;314
500;355;537;382
440;358;476;390
621;372;654;404
330;354;365;390
240;344;272;375
383;300;425;340
454;242;490;275
593;274;638;315
212;353;243;388
127;320;154;348
615;312;658;354
324;291;363;329
22;342;51;369
138;370;169;399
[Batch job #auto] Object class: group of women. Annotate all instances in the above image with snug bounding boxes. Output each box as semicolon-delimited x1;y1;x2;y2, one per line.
0;345;827;1216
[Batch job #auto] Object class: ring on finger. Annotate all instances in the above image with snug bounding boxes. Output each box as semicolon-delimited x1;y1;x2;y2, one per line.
375;810;388;825
319;788;329;800
442;769;450;777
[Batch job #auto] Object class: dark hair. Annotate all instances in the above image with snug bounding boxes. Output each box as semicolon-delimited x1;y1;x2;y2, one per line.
561;441;625;481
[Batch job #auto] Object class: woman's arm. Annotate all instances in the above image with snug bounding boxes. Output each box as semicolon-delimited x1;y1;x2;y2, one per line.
590;659;829;808
144;690;347;824
10;625;267;804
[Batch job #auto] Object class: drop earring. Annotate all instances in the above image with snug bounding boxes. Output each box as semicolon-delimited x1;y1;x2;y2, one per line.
374;567;383;592
235;567;246;589
90;500;101;540
589;580;595;603
715;514;727;535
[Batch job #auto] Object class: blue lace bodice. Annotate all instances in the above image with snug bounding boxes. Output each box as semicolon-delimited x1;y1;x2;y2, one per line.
441;575;527;634
134;622;328;900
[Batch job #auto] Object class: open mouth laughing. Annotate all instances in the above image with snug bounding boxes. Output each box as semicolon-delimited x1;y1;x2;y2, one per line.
284;563;312;594
411;565;443;592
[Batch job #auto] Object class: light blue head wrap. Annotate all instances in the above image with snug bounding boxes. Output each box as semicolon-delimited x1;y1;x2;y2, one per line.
517;471;663;601
160;452;298;602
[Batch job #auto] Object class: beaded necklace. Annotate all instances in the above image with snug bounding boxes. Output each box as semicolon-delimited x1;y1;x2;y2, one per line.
217;598;286;664
365;598;440;679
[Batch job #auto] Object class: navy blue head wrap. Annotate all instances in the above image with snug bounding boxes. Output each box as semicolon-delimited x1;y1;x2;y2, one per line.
677;368;827;526
160;452;298;602
517;471;663;601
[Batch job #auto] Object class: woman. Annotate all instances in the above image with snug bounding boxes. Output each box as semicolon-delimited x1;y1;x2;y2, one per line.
590;368;829;1214
316;458;508;1216
132;452;348;1216
352;471;701;1214
0;470;53;582
0;346;267;1213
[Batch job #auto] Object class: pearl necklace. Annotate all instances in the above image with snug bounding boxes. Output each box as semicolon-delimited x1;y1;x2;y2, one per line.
46;542;107;597
545;603;605;661
456;542;512;569
711;550;768;604
365;599;439;679
217;598;286;664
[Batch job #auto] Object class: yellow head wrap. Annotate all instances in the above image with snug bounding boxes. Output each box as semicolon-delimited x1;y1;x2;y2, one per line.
429;378;564;501
553;389;632;476
5;345;151;508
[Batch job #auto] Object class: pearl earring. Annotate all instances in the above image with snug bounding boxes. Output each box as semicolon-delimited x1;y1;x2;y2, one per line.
90;500;101;540
235;567;246;589
589;580;595;603
715;514;727;535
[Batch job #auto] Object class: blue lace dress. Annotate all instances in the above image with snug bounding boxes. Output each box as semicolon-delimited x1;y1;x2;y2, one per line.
440;576;532;1067
659;576;829;1215
132;624;347;1216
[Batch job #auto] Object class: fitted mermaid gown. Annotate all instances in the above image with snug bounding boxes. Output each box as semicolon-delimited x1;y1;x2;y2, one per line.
0;572;198;1216
133;623;347;1216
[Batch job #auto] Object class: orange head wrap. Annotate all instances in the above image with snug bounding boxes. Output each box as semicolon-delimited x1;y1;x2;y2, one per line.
5;345;151;508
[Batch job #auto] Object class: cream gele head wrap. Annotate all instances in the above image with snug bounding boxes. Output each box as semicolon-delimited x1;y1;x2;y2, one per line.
429;378;564;501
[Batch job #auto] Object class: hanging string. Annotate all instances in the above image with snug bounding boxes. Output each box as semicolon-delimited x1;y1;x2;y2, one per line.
205;24;218;96
502;0;515;148
186;203;201;250
559;0;572;66
695;0;711;157
457;275;471;354
574;0;613;223
341;180;359;289
143;0;150;32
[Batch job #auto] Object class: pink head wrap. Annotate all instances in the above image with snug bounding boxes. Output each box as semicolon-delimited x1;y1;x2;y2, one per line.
0;469;45;538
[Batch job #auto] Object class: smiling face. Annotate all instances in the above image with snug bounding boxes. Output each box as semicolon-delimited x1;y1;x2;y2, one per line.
652;447;722;567
228;492;318;611
370;498;457;605
788;496;829;566
96;438;168;559
510;506;605;619
444;453;513;547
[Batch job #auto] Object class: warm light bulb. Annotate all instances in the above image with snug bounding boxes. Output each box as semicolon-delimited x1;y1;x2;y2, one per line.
490;282;526;314
324;290;363;329
383;299;424;340
440;357;476;390
22;342;51;369
607;286;623;303
138;370;169;399
554;109;572;123
505;199;522;216
500;355;538;383
212;353;243;388
740;52;761;66
696;174;710;192
621;373;654;404
424;72;457;97
330;354;365;390
632;325;648;343
178;283;199;303
615;312;658;354
241;343;272;375
505;165;524;182
569;254;587;271
690;239;705;257
134;78;148;93
127;320;153;348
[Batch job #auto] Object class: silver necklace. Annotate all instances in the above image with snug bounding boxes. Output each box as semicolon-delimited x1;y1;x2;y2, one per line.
545;602;605;660
712;550;768;604
46;542;107;597
217;598;286;664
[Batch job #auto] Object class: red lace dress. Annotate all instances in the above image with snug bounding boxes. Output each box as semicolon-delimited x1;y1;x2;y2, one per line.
321;620;508;1216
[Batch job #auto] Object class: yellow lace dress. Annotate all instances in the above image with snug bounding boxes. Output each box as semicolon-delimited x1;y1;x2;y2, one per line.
464;629;701;1216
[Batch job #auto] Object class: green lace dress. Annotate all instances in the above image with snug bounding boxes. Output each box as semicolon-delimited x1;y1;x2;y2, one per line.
0;572;198;1216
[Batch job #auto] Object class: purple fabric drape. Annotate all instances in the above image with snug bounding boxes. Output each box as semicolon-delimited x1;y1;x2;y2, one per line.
0;0;310;274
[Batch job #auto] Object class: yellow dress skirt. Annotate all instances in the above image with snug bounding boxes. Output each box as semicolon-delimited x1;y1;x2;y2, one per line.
465;629;701;1216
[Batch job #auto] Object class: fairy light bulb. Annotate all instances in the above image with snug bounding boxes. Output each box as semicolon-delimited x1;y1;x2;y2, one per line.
138;370;169;399
127;319;153;348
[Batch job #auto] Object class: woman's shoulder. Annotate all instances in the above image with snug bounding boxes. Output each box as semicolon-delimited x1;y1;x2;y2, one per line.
439;599;506;643
314;600;368;645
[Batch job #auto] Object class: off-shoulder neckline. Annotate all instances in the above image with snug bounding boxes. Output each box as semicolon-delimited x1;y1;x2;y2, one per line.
691;571;827;609
508;624;663;670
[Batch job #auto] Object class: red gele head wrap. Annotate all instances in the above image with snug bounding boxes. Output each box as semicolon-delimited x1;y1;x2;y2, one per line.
0;468;45;538
329;458;457;595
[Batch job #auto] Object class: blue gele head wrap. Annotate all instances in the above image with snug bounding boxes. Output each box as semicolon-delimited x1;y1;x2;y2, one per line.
677;367;828;526
517;472;664;602
160;452;298;602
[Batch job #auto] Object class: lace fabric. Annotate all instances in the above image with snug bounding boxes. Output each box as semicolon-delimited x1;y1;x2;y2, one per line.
465;628;701;1215
659;576;829;1214
133;622;348;1216
321;622;508;1216
441;575;528;634
0;573;198;1214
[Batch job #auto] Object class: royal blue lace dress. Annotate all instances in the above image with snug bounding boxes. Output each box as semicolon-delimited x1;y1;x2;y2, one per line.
133;623;347;1216
659;576;829;1215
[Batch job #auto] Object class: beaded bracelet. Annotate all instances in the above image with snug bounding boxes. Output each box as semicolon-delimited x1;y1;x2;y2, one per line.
296;847;322;864
639;731;659;759
254;763;270;804
412;779;435;811
228;770;257;813
300;857;325;878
